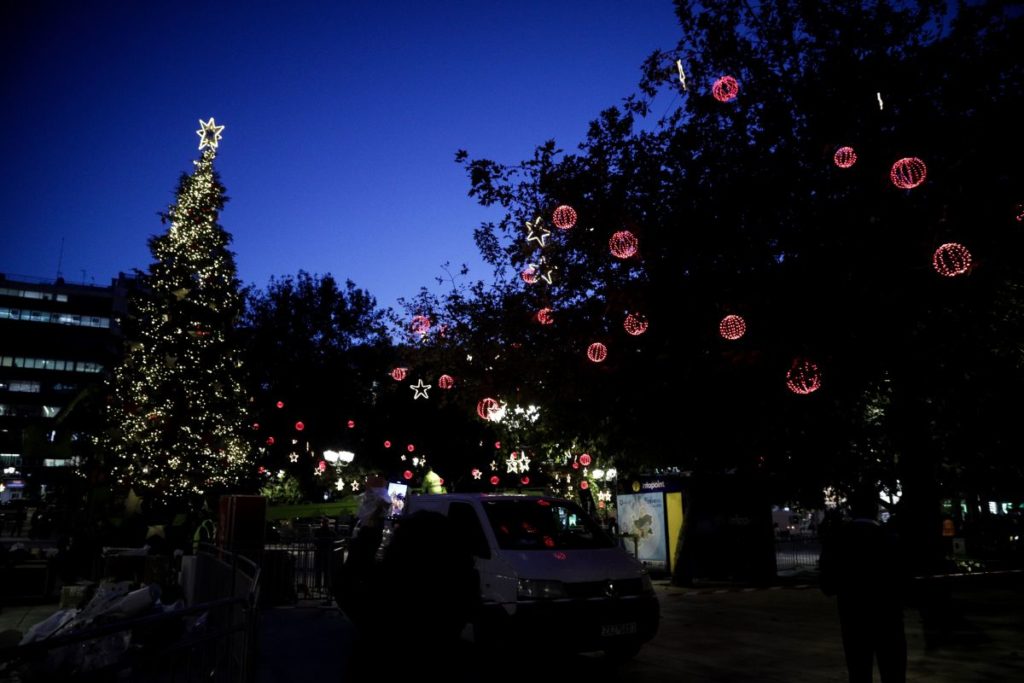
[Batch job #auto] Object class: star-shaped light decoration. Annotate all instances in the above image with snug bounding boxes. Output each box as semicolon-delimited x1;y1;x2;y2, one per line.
410;379;431;399
313;467;323;477
335;479;346;491
525;216;551;248
472;468;482;479
490;460;497;471
505;454;520;474
196;117;225;150
676;59;687;90
288;452;299;463
597;490;612;503
350;481;360;492
528;257;555;284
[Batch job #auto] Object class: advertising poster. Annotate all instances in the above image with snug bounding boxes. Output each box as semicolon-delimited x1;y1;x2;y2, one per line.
616;492;667;570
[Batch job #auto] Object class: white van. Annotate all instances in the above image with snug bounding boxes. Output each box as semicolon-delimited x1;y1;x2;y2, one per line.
403;493;659;658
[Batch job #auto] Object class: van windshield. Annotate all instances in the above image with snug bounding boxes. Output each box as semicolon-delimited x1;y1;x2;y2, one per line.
482;499;616;550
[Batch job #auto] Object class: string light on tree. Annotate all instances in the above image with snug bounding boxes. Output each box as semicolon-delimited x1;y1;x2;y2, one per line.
438;374;455;390
391;367;408;381
719;314;747;340
552;205;578;230
890;157;927;189
833;146;857;169
609;231;638;259
786;358;822;395
712;76;739;102
587;343;608;363
932;242;972;277
624;312;649;336
536;308;554;325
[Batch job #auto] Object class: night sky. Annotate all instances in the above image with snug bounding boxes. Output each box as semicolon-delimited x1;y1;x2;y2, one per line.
1;1;681;310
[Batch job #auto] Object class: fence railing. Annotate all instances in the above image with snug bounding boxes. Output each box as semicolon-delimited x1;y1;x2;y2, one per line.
260;540;347;603
775;534;821;575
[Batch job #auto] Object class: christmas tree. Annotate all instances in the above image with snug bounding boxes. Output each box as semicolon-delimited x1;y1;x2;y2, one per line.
105;119;253;512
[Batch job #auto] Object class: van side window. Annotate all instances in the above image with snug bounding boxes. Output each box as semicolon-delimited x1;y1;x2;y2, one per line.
449;502;491;559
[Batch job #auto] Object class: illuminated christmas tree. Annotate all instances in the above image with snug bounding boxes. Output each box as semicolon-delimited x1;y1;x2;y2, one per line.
105;119;253;512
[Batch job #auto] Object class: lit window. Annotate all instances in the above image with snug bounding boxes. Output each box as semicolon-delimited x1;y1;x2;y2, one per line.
8;381;40;393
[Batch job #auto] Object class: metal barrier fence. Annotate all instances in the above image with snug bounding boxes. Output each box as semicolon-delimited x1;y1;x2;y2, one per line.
0;545;261;682
260;540;347;603
775;535;821;574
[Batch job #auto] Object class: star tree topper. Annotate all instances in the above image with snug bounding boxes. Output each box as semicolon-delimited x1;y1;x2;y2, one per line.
197;117;225;150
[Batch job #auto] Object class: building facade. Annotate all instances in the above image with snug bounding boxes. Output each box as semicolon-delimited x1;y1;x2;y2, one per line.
0;273;134;500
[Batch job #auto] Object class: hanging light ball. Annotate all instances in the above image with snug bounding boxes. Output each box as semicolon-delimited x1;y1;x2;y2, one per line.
587;342;608;363
786;358;822;395
318;460;327;472
384;440;392;449
932;242;972;277
890;157;927;189
438;374;455;389
624;312;649;336
536;308;554;325
580;480;590;490
477;397;500;420
494;441;501;449
552;205;578;230
294;421;304;432
490;475;500;486
521;266;538;284
391;367;407;381
266;436;275;446
579;453;592;467
712;76;740;102
403;470;413;480
521;475;530;485
252;422;260;430
347;420;355;429
276;401;284;409
410;315;431;336
406;444;415;453
609;231;638;259
719;314;747;341
833;146;857;169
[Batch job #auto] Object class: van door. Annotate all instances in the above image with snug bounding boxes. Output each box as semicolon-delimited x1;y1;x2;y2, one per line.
447;501;509;605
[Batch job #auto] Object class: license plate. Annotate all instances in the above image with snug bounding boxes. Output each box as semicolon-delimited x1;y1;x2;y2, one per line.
601;622;637;637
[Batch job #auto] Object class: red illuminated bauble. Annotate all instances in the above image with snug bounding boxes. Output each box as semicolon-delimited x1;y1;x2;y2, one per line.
624;312;648;336
438;374;455;390
580;480;590;490
552;205;578;230
719;314;747;341
609;231;638;259
587;342;608;363
384;440;392;448
536;308;554;325
258;466;266;474
276;401;284;409
266;436;275;446
890;157;927;189
477;397;501;420
295;421;304;431
786;358;822;395
406;444;415;453
521;266;538;284
579;453;592;467
572;462;580;470
521;476;530;485
494;441;501;449
932;242;972;277
391;367;407;381
411;315;431;335
347;420;355;429
252;422;259;430
403;470;413;480
490;475;500;486
318;460;327;472
712;76;739;102
833;146;857;169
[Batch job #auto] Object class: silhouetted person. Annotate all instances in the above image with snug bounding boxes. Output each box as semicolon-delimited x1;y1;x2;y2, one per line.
820;489;907;683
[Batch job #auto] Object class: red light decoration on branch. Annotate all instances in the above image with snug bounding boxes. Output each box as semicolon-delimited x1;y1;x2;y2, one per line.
391;367;408;381
580;480;590;490
521;266;538;284
587;343;608;363
833;146;857;169
410;315;431;336
347;420;355;429
624;312;649;336
521;476;530;485
490;475;500;486
318;460;327;472
712;76;739;102
266;437;275;446
932;242;972;277
552;205;577;230
719;314;747;340
477;397;501;421
536;308;554;325
494;441;501;449
438;374;455;389
406;444;415;453
384;440;391;448
295;421;305;431
609;231;638;259
252;423;259;430
276;401;284;409
403;470;413;480
579;453;592;467
786;358;822;395
890;157;927;189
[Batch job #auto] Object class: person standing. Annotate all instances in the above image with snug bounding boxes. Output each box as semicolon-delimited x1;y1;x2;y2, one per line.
820;487;907;683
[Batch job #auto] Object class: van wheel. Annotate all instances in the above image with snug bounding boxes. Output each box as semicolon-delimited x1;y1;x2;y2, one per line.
604;640;643;661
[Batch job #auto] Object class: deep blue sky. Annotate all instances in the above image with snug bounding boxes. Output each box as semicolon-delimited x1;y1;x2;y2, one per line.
1;1;681;310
